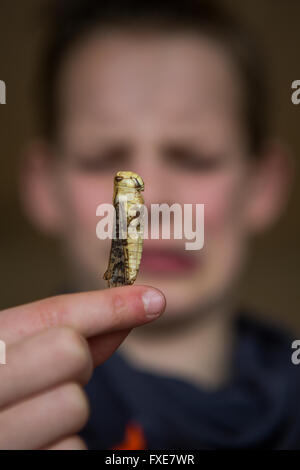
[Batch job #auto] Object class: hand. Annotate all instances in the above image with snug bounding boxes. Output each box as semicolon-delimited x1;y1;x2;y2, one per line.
0;286;166;449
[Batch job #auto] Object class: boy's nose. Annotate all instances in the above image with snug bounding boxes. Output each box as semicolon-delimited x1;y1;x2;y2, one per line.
133;158;176;206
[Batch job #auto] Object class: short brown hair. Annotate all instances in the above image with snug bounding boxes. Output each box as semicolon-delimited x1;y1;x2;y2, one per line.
41;0;268;155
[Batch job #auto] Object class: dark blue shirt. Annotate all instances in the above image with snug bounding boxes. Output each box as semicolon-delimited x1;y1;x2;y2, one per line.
80;312;300;449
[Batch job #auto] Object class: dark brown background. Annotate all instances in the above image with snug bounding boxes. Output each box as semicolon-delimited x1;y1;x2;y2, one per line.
0;0;299;330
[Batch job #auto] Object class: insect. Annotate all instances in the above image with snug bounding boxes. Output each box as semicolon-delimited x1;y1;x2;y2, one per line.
103;171;145;288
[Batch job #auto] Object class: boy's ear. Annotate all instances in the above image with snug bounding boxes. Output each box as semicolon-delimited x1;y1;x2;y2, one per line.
246;139;294;233
19;140;64;235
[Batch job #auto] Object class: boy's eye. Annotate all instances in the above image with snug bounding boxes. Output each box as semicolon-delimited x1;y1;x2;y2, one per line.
70;145;130;172
163;145;224;172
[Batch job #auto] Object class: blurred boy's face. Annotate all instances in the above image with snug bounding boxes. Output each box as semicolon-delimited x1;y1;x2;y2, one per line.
29;31;272;321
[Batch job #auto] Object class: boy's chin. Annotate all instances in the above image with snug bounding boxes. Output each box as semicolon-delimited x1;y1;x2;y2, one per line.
137;273;205;314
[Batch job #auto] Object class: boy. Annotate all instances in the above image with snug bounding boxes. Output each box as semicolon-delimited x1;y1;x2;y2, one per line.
0;0;298;449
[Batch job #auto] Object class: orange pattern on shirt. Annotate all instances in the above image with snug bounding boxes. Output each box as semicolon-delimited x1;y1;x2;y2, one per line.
111;422;147;450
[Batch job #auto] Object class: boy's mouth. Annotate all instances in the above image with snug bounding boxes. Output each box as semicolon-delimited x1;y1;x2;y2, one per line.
140;248;197;275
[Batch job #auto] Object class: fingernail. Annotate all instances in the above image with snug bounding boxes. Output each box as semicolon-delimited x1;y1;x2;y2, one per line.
142;290;165;319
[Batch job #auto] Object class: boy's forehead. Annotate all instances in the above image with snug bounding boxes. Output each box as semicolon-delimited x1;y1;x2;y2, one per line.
58;31;242;127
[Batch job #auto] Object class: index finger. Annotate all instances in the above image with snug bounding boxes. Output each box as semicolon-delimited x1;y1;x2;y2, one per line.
0;285;166;346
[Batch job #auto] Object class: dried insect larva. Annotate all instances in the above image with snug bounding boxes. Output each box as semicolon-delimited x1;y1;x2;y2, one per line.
103;171;145;287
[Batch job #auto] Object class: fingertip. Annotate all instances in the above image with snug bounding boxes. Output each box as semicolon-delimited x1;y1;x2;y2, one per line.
141;289;166;319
